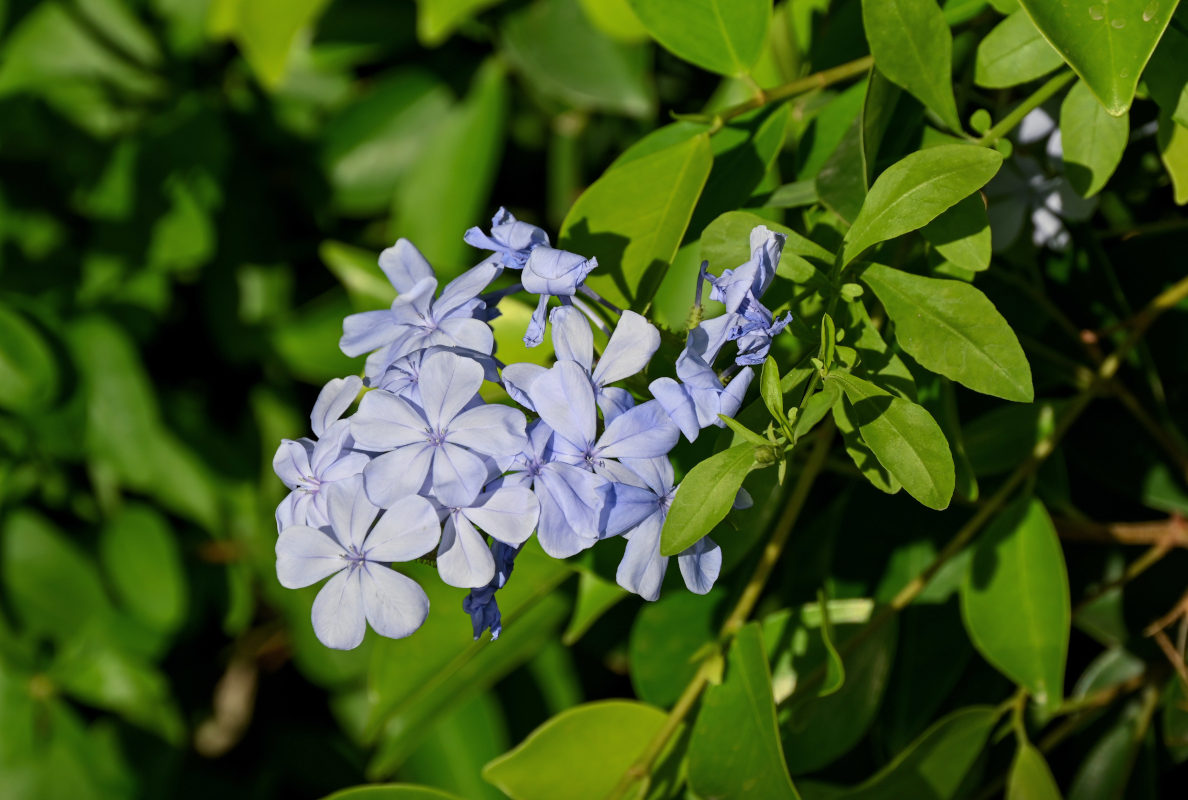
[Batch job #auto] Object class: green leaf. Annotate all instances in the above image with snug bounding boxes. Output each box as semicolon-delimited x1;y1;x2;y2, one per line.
843;145;1003;266
961;497;1070;706
1146;24;1188;127
660;444;755;556
323;785;468;800
483;701;668;800
502;0;653;118
974;10;1063;89
561;134;713;308
832;393;902;495
1;510;110;640
629;590;723;706
1017;0;1178;115
321;72;453;216
1068;697;1149;800
1060;79;1129;198
627;0;771;77
861;263;1033;401
577;0;648;41
719;414;772;446
400;693;508;800
392;60;508;278
761;356;785;421
1158;114;1188;205
817;591;846;697
562;570;627;645
688;623;801;799
921;193;991;271
0;304;58;413
828;373;955;510
839;300;917;400
773;604;899;774
963;401;1063;476
232;0;332;89
415;0;507;47
817;115;869;224
860;0;961;132
795;380;840;440
1008;743;1062;800
798;707;998;800
99;505;187;635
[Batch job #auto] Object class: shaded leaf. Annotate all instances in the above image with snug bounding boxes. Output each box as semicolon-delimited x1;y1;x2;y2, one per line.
921;193;991;271
1060;79;1129;198
661;444;756;556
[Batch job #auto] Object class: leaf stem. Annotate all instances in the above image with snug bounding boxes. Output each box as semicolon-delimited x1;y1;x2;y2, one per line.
976;70;1075;146
604;421;836;800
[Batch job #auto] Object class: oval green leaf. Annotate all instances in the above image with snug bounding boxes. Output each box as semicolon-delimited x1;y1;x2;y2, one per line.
1060;79;1129;198
861;263;1034;402
975;10;1063;89
561;133;713;308
660;443;755;556
99;505;187;635
1008;742;1063;800
828;373;955;511
483;700;667;800
961;497;1070;706
920;193;992;272
627;0;770;77
861;0;961;132
842;145;1003;266
688;623;801;799
0;304;59;413
1018;0;1178;115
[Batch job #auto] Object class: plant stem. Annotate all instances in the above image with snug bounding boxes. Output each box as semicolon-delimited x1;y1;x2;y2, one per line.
604;421;836;800
707;56;875;130
977;70;1075;146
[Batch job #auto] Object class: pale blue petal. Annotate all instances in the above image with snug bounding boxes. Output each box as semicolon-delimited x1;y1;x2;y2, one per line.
719;367;754;420
310;418;353;476
311;569;367;650
360;563;430;640
527;361;597;452
435;316;495;356
597;386;636;424
273;439;313;488
275;525;345;588
364;494;440;562
461;485;539;546
436;260;500;318
378;239;435;294
324;477;378;552
591;311;659;386
418;351;484;429
648;378;701;442
362;444;434;508
677;536;721;595
524;295;549;348
523;247;597;296
550;305;593;371
340;310;403;358
432;443;489;508
311;376;363;437
595;400;679;460
448;404;528;457
534;463;606;556
351;390;427;451
437;513;496;588
502;362;546;410
618;455;674;497
616;513;667;601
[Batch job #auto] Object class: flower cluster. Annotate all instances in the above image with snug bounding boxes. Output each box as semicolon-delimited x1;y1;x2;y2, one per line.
273;209;790;648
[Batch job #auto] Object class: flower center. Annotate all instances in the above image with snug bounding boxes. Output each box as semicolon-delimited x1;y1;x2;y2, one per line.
425;427;448;446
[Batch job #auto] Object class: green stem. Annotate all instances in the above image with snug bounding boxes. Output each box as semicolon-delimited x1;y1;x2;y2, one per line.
604;421;837;800
977;70;1075;146
703;55;875;131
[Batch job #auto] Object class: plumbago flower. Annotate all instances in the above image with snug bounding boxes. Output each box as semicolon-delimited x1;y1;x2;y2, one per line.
273;207;769;647
275;478;440;650
273;376;369;529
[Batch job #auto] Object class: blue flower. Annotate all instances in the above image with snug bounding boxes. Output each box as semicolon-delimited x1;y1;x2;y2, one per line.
340;239;500;379
462;540;519;640
526;361;679;470
435;481;539;588
273;376;369;529
650;315;754;442
502;420;611;558
706;225;784;316
729;305;792;366
598;457;722;601
373;345;500;404
350;350;528;508
521;246;598;347
275;478;440;649
463;207;550;269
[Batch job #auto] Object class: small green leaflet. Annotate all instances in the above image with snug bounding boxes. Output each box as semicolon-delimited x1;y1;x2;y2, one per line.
842;145;1003;266
827;372;955;510
1007;742;1062;800
860;264;1033;402
974;10;1062;89
660;444;756;556
628;0;770;77
1060;80;1129;198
